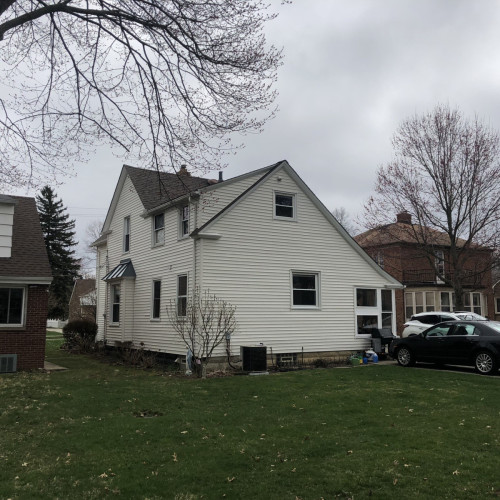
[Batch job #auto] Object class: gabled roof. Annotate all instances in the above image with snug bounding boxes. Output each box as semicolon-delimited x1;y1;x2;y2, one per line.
70;278;96;302
192;160;403;288
125;165;211;211
0;196;52;282
98;165;213;240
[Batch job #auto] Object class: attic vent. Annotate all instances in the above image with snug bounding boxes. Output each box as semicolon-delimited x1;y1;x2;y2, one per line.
0;354;17;373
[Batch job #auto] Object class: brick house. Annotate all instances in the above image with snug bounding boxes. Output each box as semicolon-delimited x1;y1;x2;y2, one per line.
0;195;52;372
355;212;494;335
68;278;96;322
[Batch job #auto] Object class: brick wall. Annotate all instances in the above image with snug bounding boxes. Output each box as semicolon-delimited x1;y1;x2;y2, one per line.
0;284;49;370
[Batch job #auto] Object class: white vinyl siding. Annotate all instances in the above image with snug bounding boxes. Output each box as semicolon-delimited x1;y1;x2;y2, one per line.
96;175;194;352
197;169;395;355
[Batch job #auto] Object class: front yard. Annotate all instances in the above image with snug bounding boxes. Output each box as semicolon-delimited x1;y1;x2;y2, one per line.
1;340;500;499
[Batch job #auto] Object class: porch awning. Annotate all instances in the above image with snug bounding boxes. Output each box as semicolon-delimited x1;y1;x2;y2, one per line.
102;259;136;281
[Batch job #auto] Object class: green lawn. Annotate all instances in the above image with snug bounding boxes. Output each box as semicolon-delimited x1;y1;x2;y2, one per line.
1;341;500;499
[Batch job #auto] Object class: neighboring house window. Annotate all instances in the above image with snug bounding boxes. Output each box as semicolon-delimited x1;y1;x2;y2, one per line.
495;297;500;314
275;192;295;219
177;275;187;316
405;291;438;318
292;272;319;308
435;250;444;280
111;284;120;323
180;205;190;237
123;216;130;252
153;213;165;246
356;288;395;335
405;293;413;320
425;292;435;312
381;289;393;329
152;280;161;319
0;287;24;325
440;291;455;312
374;252;384;269
463;292;482;315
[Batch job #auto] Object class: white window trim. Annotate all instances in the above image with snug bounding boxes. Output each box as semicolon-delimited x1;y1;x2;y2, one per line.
179;205;190;239
290;271;320;309
0;285;26;328
177;274;188;317
274;191;297;221
123;216;131;253
110;283;121;325
495;297;500;314
151;279;162;321
152;213;165;247
355;287;395;337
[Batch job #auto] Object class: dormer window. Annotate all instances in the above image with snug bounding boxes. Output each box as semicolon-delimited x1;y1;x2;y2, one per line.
180;205;189;237
153;213;164;246
274;192;295;220
123;216;130;252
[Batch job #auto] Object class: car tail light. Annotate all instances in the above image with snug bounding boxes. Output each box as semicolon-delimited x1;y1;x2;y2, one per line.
403;323;409;328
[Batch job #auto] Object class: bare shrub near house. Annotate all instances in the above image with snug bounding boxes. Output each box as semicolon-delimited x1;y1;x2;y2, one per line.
165;289;237;378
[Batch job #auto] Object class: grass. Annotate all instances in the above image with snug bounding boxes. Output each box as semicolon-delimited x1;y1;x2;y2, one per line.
1;341;500;499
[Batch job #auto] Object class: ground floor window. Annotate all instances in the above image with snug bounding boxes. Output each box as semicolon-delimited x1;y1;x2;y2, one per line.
0;287;24;325
463;292;481;315
177;275;188;316
356;287;395;335
152;280;161;319
111;284;120;323
292;272;319;308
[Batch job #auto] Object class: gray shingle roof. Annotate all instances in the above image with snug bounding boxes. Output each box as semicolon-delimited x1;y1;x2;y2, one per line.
124;165;211;212
0;196;52;279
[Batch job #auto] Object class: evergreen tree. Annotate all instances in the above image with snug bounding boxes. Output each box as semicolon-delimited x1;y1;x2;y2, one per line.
37;186;80;319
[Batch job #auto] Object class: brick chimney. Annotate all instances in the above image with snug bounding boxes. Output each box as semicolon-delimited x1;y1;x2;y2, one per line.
396;212;412;224
179;165;191;177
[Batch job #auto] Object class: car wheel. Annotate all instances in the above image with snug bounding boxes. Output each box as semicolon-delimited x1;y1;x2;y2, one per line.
474;351;498;375
396;346;415;367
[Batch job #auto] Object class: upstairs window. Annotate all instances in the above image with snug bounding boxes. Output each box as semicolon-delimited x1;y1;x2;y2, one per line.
123;216;130;252
180;206;189;237
292;272;319;308
435;250;444;279
0;287;24;326
153;213;165;246
275;193;295;219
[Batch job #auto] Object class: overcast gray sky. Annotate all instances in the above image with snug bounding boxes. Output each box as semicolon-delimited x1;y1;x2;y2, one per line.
10;0;500;264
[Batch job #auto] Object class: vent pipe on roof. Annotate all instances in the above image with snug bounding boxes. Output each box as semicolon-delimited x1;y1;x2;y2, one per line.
218;171;223;182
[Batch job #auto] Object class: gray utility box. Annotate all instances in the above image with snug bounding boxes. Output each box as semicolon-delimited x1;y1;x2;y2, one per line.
241;346;267;372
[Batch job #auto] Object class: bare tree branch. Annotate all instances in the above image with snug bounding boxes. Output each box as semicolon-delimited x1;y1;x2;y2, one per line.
0;1;283;188
364;104;500;309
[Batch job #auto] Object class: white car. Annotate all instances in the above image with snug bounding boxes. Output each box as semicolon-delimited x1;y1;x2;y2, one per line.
453;311;488;321
402;312;460;337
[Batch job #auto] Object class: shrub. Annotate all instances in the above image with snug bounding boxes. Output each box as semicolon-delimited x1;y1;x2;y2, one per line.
62;319;98;351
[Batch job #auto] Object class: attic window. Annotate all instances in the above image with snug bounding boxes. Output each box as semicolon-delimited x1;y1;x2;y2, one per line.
123;216;130;253
275;192;295;220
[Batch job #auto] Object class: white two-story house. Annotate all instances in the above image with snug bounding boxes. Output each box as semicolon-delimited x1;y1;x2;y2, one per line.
94;160;402;362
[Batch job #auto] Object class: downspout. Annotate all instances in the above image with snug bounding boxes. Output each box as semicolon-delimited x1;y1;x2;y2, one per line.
103;249;109;343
